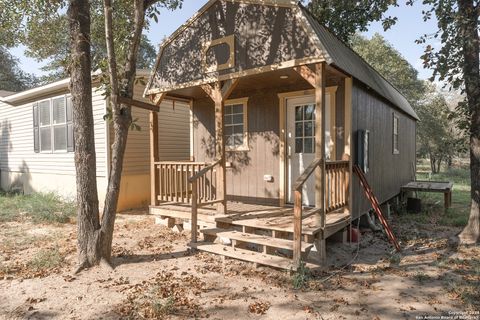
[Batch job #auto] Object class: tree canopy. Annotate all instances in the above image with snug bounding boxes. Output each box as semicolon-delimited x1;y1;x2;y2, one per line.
0;0;168;81
351;33;427;106
305;0;399;43
0;46;37;92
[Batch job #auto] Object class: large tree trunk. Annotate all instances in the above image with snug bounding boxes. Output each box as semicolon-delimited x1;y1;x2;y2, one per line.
68;0;101;268
458;0;480;244
99;0;146;262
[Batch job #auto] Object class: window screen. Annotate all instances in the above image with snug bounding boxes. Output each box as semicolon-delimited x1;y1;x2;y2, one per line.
294;104;315;154
225;103;245;149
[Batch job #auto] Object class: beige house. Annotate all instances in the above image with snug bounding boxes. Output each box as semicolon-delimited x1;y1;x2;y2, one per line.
0;71;190;211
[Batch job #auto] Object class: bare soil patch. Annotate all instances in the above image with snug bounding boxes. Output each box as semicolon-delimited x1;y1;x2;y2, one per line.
0;210;478;319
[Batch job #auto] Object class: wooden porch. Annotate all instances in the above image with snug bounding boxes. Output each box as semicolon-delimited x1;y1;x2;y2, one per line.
150;158;351;270
145;49;353;270
151;201;350;270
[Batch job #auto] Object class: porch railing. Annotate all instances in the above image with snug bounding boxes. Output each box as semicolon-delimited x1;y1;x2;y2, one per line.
154;161;217;204
188;159;223;243
325;160;350;212
292;159;350;270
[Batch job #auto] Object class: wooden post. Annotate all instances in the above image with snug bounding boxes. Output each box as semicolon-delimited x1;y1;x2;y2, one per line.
344;77;353;214
201;79;238;214
315;63;326;227
213;85;227;214
293;190;302;270
294;63;327;266
150;111;159;206
191;179;198;243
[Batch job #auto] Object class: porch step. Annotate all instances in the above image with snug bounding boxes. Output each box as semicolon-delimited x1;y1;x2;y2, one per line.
190;243;316;270
150;205;227;223
226;208;351;237
201;228;314;252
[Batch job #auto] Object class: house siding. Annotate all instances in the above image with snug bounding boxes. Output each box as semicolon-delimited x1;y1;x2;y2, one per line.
193;92;280;205
0;88;107;200
113;84;191;209
113;85;191;176
351;80;416;218
0;81;191;210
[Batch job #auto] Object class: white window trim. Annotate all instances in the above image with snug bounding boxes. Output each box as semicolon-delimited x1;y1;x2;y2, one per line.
225;97;249;152
36;95;71;154
52;96;68;153
393;113;399;155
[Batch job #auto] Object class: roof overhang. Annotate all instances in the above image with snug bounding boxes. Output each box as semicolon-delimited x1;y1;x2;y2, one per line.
144;0;327;97
0;69;151;106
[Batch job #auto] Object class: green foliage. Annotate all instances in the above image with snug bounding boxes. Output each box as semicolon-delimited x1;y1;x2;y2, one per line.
0;192;76;224
351;33;427;106
28;247;64;271
413;272;431;283
0;46;38;91
416;0;479;131
416;88;467;172
0;0;182;80
402;161;471;227
305;0;399;43
292;262;311;289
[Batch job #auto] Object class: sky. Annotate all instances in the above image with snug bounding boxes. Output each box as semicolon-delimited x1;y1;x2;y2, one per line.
10;0;439;80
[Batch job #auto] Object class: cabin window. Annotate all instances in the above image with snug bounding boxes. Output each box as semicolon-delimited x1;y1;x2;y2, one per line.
224;97;248;151
203;35;235;73
393;114;399;154
33;95;74;153
294;104;316;154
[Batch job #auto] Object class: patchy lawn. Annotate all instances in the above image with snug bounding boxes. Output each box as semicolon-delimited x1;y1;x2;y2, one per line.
0;191;75;224
0;168;479;319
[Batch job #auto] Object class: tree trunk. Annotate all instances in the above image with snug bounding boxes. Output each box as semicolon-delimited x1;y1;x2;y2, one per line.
458;0;480;244
68;0;101;268
99;0;146;262
436;158;442;174
430;155;437;173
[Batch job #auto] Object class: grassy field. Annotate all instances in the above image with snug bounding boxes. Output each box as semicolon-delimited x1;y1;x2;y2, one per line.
406;159;471;227
0;190;76;224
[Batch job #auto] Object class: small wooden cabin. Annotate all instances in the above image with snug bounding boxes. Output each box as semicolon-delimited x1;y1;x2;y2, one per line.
143;0;418;269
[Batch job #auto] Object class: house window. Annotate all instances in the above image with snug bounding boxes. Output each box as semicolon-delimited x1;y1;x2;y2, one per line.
393;114;399;154
224;98;248;151
295;104;315;154
33;96;74;153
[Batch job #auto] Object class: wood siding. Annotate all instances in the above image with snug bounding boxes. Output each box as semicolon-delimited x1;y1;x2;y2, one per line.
193;90;280;205
0;89;107;178
351;81;416;218
192;82;345;205
117;85;190;175
149;1;322;92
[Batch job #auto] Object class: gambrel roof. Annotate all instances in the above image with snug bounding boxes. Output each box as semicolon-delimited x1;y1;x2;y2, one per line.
145;0;418;120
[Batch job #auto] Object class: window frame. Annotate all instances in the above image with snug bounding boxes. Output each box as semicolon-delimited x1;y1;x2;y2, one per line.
224;97;249;152
34;94;73;154
52;96;68;152
393;113;399;155
38;98;53;154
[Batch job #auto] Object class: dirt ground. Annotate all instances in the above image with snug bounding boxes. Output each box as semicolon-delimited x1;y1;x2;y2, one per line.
0;211;479;320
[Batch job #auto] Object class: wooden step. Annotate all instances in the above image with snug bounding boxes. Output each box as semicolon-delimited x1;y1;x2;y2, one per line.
150;205;228;223
227;209;350;237
190;243;317;270
201;228;313;252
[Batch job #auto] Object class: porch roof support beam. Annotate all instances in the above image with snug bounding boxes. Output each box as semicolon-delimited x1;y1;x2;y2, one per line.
200;79;239;213
150;110;159;206
294;63;327;265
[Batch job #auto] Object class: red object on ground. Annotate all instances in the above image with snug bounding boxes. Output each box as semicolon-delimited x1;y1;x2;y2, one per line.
348;227;360;243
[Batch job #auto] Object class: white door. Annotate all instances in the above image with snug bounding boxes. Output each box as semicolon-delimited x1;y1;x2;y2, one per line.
286;94;332;205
